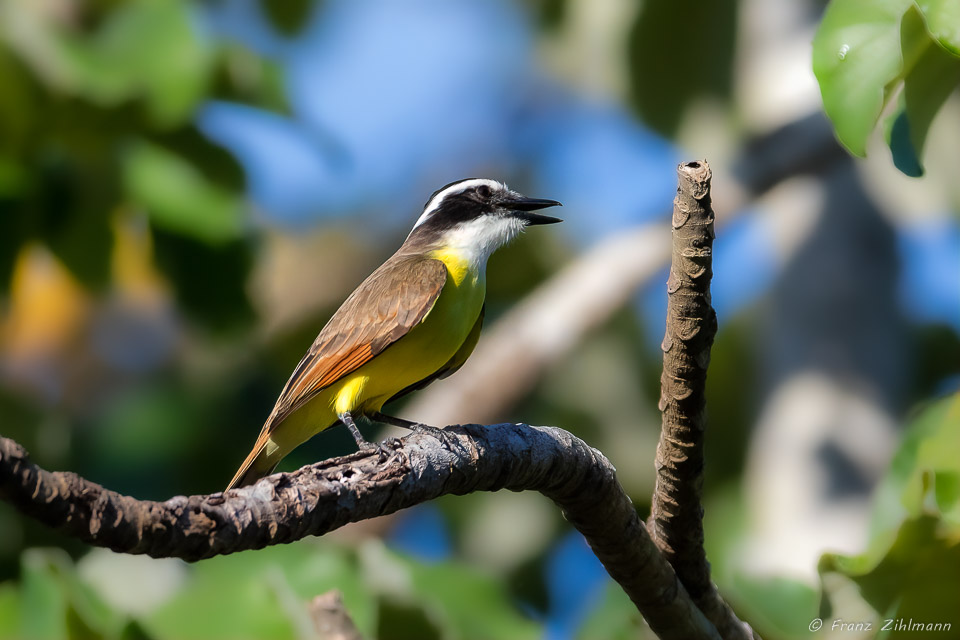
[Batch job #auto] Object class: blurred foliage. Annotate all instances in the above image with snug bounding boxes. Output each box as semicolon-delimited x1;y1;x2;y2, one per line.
575;583;646;640
0;1;597;636
0;0;957;639
627;0;738;136
0;542;541;640
0;0;254;304
819;393;960;636
259;0;314;37
813;0;960;176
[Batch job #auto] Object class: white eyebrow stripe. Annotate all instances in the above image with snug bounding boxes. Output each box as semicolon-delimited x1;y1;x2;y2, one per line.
412;178;505;229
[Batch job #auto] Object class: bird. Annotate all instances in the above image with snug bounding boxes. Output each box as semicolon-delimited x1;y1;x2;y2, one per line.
226;178;561;489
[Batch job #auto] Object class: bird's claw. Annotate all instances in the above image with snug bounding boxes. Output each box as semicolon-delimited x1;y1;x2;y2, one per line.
359;440;392;461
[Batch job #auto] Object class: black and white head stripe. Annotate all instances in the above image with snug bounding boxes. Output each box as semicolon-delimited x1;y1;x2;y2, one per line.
412;178;506;230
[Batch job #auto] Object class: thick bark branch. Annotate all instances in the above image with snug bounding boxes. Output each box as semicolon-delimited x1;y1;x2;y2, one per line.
651;162;754;640
0;424;719;640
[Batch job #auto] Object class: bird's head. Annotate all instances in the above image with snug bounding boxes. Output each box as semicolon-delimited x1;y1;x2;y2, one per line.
406;178;561;264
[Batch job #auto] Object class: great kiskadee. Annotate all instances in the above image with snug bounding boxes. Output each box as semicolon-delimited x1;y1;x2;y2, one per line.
227;178;561;489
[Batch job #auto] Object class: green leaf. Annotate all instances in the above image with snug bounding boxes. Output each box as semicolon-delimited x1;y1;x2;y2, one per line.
917;0;960;55
19;549;127;640
870;393;960;536
0;583;23;639
5;0;213;126
399;553;541;640
888;108;924;176
813;0;913;156
98;0;215;126
144;544;375;640
819;394;960;634
575;583;643;640
21;550;70;640
889;5;960;176
820;515;960;635
729;575;819;639
124;142;244;244
814;0;960;174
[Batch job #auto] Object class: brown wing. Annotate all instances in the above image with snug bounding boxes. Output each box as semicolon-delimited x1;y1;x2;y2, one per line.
267;254;447;429
227;255;448;491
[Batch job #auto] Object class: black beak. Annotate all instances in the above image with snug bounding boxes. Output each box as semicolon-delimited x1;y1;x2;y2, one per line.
503;195;563;225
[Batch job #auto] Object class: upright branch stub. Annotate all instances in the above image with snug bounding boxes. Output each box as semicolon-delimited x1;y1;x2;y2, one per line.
651;162;752;640
653;161;716;580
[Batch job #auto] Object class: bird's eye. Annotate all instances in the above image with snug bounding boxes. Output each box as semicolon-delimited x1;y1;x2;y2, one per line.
476;185;493;199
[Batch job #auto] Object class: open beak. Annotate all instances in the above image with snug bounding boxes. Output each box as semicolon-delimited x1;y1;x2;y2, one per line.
504;195;563;225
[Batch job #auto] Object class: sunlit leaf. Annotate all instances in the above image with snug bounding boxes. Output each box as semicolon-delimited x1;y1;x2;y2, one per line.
819;395;960;635
869;393;960;536
100;0;214;126
812;0;912;156
888;6;960;176
820;515;960;636
917;0;960;55
0;583;23;638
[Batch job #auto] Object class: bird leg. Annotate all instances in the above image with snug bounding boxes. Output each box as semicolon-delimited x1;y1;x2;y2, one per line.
339;412;390;459
368;411;446;437
339;411;366;447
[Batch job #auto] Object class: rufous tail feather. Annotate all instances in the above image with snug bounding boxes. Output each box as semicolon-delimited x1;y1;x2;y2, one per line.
226;429;279;490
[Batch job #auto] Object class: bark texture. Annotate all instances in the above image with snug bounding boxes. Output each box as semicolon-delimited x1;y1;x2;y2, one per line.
650;161;754;640
0;424;719;640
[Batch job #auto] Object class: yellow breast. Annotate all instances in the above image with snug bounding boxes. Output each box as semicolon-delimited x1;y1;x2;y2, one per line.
262;250;487;464
329;248;485;413
430;248;475;287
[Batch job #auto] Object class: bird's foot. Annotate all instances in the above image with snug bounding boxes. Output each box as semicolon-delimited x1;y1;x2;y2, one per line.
357;439;392;461
340;411;392;459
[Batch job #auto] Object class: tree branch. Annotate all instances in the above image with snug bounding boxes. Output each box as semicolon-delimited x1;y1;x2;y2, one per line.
0;424;720;640
651;161;754;640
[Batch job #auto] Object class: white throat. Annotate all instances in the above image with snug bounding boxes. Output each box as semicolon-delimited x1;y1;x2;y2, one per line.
440;215;526;271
